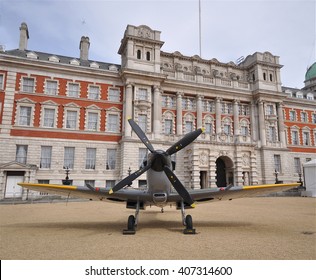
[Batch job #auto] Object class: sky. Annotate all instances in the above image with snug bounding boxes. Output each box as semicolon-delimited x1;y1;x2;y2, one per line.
0;0;315;89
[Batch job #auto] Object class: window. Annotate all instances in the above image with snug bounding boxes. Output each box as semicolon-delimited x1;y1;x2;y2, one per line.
108;88;120;102
301;112;307;122
19;106;32;126
43;108;55;127
223;124;231;135
87;112;98;131
289;111;296;121
16;145;28;164
22;77;35;93
303;132;310;145
221;102;233;114
239;104;250;116
88;85;99;100
40;146;52;168
203;100;215;112
165;119;173;135
68;83;79;97
185;121;193;133
45;80;58;95
138;115;147;132
291;130;299;145
139;148;148;167
274;155;281;173
146;51;151;61
85;148;96;169
137;50;141;59
138;88;148;100
294;158;301;173
268;126;277;142
85;180;95;188
0;74;3;89
263;72;266;81
106;180;116;189
266;105;274;115
107;114;119;132
204;123;211;134
66;110;77;129
64;147;75;169
312;114;316;124
241;125;249;136
106;149;116;170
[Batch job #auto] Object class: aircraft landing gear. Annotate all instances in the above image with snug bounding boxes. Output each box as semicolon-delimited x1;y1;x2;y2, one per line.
181;201;196;234
123;201;140;235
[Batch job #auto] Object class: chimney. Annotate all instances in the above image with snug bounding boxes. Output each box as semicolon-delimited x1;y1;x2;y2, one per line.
19;22;29;51
79;36;90;60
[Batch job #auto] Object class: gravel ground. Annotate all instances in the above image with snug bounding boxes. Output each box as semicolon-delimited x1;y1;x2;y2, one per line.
0;197;315;260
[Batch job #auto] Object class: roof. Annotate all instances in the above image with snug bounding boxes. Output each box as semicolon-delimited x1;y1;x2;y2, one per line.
1;49;121;72
305;62;316;81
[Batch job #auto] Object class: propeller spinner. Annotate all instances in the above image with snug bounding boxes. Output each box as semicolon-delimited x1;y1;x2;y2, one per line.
109;118;204;207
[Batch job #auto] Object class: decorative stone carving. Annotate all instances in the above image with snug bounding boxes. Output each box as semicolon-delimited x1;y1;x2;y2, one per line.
199;151;208;166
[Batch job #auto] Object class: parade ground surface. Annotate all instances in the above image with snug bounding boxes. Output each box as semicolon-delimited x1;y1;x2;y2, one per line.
0;197;315;260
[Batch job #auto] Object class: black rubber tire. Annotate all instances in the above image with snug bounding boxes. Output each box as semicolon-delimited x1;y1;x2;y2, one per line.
185;215;193;230
127;215;135;230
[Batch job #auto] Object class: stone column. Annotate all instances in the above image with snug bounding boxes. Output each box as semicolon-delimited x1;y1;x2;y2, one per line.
196;95;203;128
233;99;239;135
124;83;133;137
250;101;257;141
277;102;286;147
176;92;183;135
258;99;266;146
215;97;222;134
153;85;161;137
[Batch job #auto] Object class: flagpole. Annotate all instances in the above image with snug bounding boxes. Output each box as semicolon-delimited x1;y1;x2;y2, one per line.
199;0;202;57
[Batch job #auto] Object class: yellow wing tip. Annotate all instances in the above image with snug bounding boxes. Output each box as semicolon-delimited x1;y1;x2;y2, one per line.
109;189;113;194
191;203;196;208
127;117;132;120
201;127;205;133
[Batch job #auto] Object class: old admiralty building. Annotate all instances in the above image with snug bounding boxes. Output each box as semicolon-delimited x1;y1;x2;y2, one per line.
0;23;315;199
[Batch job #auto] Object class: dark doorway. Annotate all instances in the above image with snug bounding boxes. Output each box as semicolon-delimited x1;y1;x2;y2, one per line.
216;158;227;187
200;171;207;189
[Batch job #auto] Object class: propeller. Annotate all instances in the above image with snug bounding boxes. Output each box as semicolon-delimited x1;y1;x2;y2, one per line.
109;118;203;207
163;166;196;207
128;118;155;153
109;163;151;194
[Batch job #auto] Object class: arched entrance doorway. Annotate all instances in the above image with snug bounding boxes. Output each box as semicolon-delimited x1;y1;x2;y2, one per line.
216;156;234;187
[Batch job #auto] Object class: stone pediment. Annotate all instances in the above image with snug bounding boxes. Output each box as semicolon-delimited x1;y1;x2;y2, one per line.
0;161;37;170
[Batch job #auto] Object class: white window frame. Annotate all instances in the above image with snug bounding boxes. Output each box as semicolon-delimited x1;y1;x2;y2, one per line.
40;146;52;169
108;88;120;102
22;77;35;93
45;80;58;95
67;82;80;98
106;149;117;170
85;148;96;170
0;74;4;90
65;110;79;130
106;109;120;133
291;129;299;145
88;85;100;100
64;147;75;169
16;145;28;164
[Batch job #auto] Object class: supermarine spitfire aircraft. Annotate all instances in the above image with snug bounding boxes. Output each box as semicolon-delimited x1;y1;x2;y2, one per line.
19;119;300;234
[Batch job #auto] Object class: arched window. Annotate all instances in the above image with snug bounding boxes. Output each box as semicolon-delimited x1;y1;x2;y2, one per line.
137;50;141;59
263;73;266;81
146;51;151;61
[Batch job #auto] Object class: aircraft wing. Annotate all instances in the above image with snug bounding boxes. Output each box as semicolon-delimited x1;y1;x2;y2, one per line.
18;183;151;203
168;183;301;204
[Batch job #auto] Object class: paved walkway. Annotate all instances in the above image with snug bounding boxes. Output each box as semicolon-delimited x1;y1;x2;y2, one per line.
0;197;315;259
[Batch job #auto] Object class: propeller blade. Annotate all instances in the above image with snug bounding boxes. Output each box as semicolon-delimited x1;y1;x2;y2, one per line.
163;166;195;207
166;128;204;155
128;118;155;153
109;163;151;194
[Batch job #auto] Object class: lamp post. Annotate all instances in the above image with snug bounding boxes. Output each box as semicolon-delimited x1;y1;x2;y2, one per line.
128;167;132;186
62;167;71;185
274;169;279;184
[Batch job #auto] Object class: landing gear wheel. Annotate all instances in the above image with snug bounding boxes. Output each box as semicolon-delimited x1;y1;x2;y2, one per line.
185;215;193;230
123;215;136;235
183;214;196;234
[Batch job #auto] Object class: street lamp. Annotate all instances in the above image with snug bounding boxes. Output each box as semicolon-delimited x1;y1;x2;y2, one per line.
274;169;279;184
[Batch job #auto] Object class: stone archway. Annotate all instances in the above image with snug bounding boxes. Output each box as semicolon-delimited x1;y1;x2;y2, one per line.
215;156;234;187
